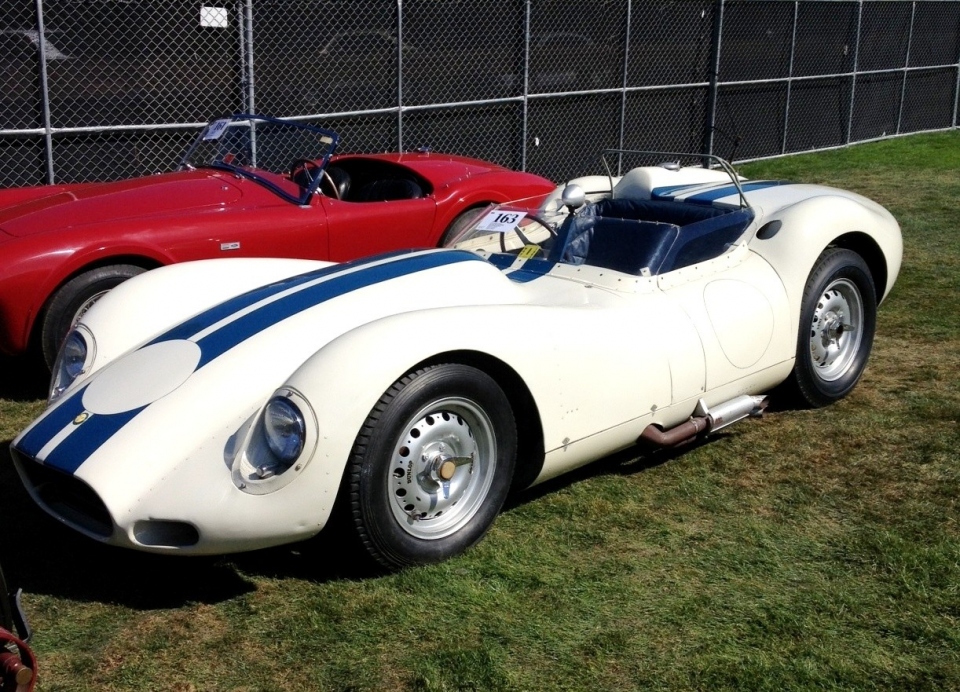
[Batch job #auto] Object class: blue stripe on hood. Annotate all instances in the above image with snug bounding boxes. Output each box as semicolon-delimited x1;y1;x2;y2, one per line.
14;385;90;460
175;250;481;368
15;250;484;475
148;248;419;348
43;407;146;473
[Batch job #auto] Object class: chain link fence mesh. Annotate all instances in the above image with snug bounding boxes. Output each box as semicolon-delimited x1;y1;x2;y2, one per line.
1;0;958;188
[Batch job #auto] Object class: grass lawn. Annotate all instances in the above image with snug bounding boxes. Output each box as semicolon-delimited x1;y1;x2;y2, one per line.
1;132;958;691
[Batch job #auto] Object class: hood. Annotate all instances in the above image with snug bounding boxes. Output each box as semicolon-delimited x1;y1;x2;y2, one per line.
0;170;244;238
13;250;522;482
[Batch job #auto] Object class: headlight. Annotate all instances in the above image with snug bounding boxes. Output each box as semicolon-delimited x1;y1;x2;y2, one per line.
262;396;306;469
49;327;95;403
233;388;317;494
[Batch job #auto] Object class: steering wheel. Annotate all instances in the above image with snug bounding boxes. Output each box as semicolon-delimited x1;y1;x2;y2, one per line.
289;159;341;200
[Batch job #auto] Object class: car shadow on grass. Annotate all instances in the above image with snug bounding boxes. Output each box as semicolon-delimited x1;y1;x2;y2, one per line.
0;424;765;608
0;435;385;611
0;440;259;610
502;438;707;512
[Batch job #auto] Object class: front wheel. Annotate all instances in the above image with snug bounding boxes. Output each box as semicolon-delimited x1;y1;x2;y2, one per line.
790;248;877;407
347;364;517;570
41;264;146;368
439;207;486;247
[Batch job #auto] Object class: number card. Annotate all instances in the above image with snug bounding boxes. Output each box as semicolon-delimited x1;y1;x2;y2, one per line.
475;209;526;233
203;119;231;141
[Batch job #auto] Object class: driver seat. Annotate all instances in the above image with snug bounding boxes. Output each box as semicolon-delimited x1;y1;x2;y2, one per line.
324;165;351;200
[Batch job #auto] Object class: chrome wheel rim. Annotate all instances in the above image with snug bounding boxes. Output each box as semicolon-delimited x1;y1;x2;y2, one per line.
71;290;110;327
808;277;863;382
387;397;496;540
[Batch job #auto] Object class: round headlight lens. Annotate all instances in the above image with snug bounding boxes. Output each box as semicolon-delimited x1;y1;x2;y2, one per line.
263;396;306;465
49;329;89;402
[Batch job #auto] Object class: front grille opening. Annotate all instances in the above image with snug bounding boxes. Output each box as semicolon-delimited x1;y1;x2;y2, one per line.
16;456;113;538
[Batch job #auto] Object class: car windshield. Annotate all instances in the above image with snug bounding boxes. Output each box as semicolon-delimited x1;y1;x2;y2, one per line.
446;203;569;261
449;199;722;278
179;114;339;205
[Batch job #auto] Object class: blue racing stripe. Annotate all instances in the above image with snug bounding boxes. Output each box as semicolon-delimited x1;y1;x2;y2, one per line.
652;180;791;203
14;385;90;459
192;250;481;367
651;183;703;199
150;249;418;347
43;407;146;474
506;257;556;283
487;254;515;271
685;180;790;203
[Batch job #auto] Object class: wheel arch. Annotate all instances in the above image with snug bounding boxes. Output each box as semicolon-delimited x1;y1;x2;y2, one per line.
31;254;165;344
415;349;546;491
828;231;888;305
437;203;494;246
750;193;902;316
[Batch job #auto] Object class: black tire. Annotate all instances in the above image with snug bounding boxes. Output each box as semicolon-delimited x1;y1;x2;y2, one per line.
348;364;517;570
41;264;146;368
790;248;877;407
439;207;487;247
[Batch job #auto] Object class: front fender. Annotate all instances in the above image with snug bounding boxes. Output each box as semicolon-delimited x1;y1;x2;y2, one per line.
284;300;674;489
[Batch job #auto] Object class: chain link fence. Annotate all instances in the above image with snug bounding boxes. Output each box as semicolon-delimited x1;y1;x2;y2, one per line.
2;0;958;188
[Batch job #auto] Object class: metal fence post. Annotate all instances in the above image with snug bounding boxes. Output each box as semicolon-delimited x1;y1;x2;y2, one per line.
782;1;798;155
897;1;917;135
954;10;960;127
704;0;725;159
397;0;404;151
521;0;531;172
34;0;56;184
617;0;633;174
846;0;863;145
240;0;257;115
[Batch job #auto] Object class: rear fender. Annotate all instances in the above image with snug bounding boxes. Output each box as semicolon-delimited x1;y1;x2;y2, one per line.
432;172;555;236
750;194;902;324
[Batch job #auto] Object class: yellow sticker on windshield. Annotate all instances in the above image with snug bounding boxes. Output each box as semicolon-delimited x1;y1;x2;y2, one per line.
518;244;540;259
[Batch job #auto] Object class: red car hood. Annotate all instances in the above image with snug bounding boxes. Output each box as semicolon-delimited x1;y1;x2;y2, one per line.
0;170;244;238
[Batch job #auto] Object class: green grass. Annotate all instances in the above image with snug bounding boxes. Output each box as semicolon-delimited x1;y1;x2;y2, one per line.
2;132;959;691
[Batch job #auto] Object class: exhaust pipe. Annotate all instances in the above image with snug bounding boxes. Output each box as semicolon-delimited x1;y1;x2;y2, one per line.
639;395;768;449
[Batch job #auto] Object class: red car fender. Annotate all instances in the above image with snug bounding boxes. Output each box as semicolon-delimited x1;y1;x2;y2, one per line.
0;237;172;356
432;173;555;238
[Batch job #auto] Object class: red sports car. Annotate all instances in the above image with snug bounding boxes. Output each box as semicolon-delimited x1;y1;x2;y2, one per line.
0;114;554;366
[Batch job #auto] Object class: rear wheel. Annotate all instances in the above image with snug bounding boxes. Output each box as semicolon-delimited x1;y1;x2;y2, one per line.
41;264;146;368
790;248;877;407
347;364;516;570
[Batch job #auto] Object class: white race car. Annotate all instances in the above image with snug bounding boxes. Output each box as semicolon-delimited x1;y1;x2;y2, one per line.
11;152;902;570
